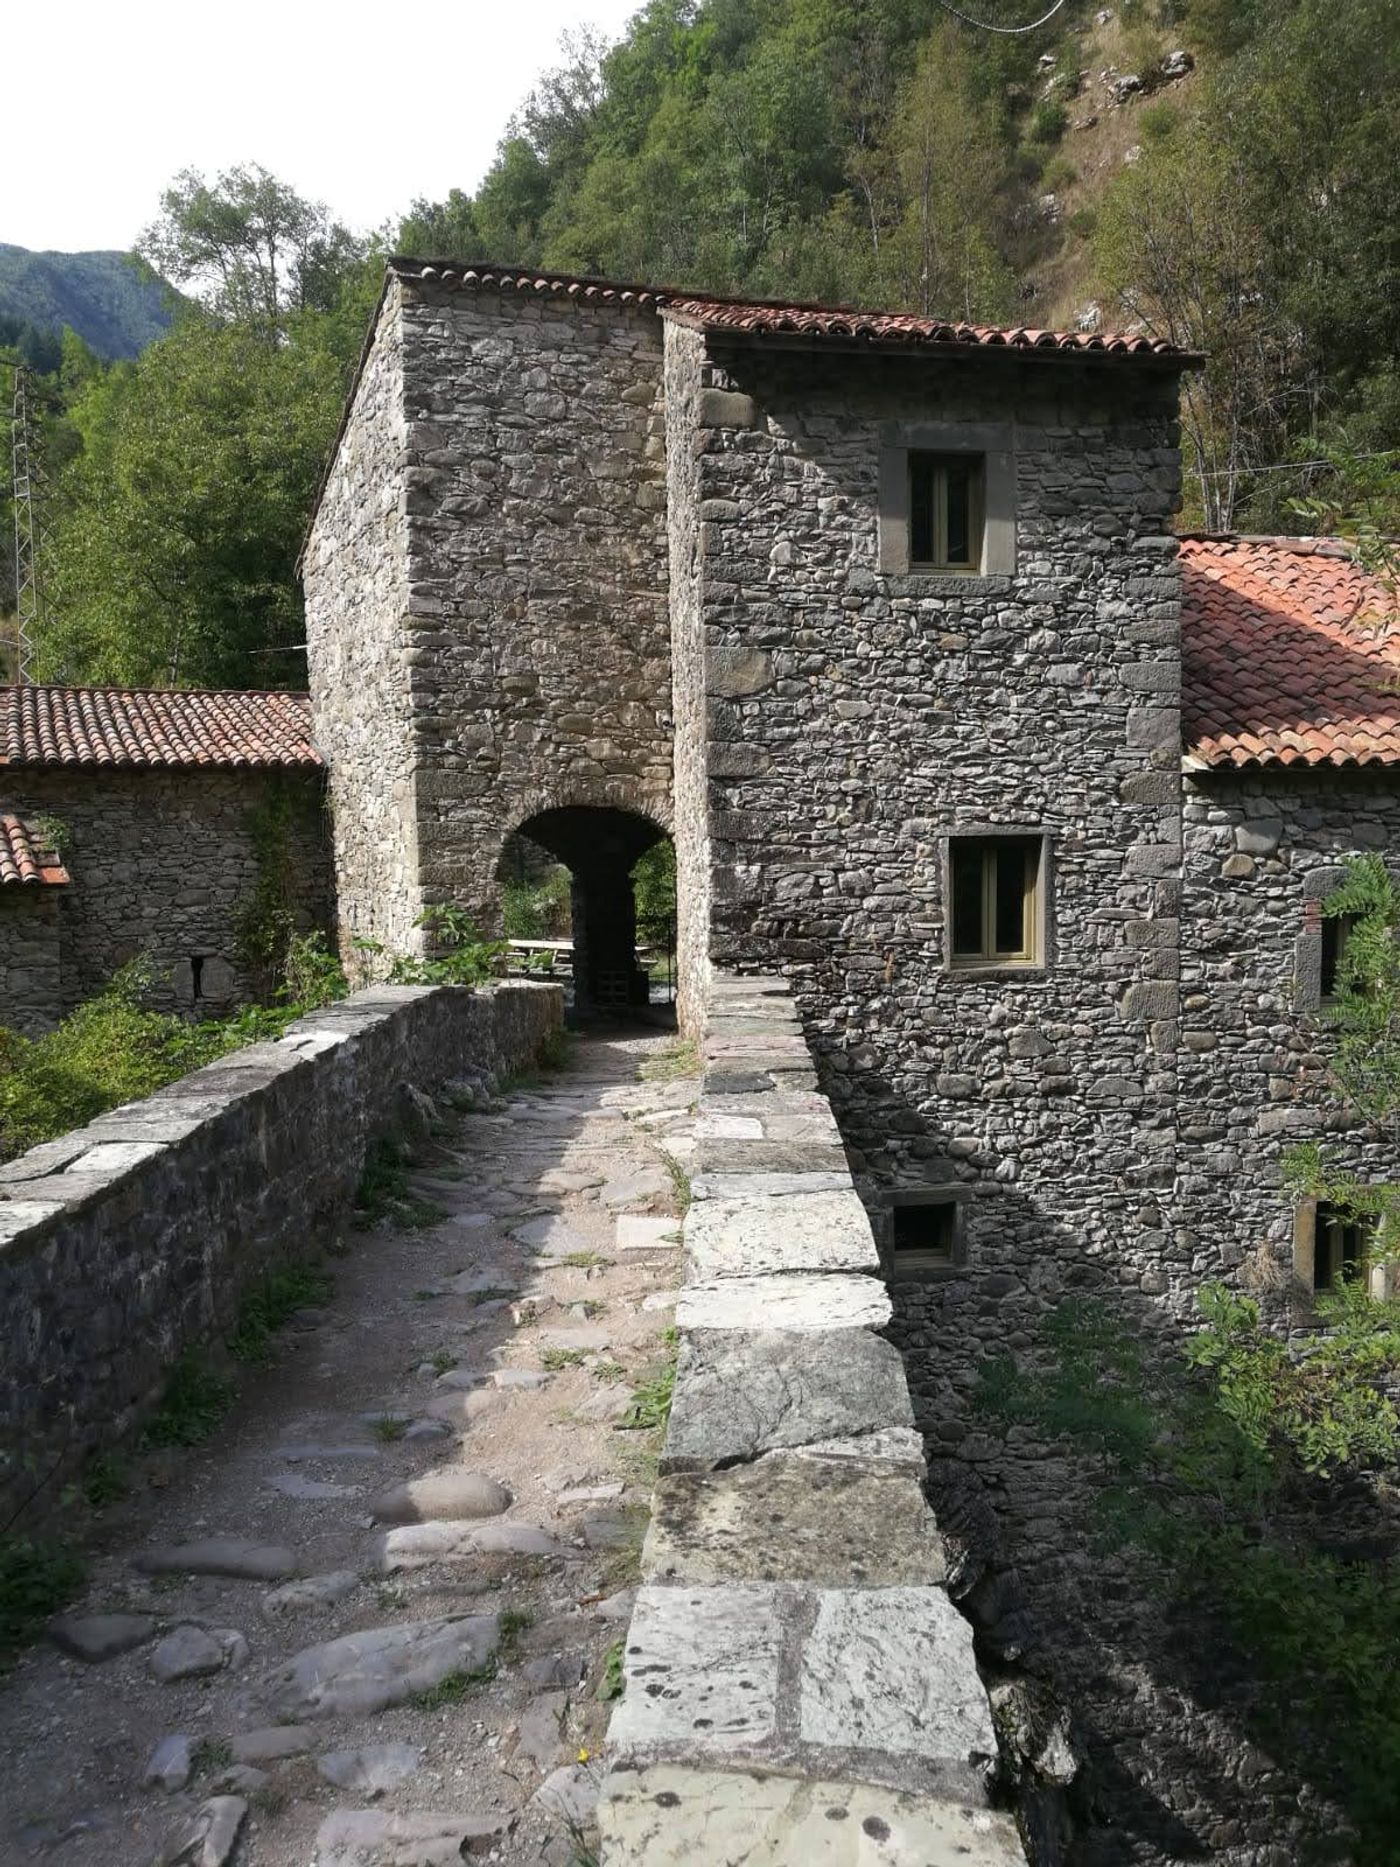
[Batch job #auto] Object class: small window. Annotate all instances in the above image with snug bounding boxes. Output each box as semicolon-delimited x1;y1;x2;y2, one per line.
1320;913;1357;1002
949;836;1042;967
909;452;984;572
891;1200;956;1271
1314;1204;1371;1293
190;955;206;1003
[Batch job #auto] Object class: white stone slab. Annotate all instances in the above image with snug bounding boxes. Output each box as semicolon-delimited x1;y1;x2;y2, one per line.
616;1214;683;1251
800;1587;997;1767
608;1585;781;1759
598;1765;1028;1864
676;1274;891;1333
695;1115;765;1140
64;1140;164;1175
686;1190;879;1280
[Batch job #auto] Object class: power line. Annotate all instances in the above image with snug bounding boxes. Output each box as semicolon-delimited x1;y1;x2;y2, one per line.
1196;449;1400;481
931;0;1070;34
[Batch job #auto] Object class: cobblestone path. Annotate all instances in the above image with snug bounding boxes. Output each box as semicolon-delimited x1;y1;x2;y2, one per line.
0;1028;699;1867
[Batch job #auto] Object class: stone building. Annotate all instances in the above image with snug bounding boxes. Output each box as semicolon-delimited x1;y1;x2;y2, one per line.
303;258;1400;1857
0;686;332;1031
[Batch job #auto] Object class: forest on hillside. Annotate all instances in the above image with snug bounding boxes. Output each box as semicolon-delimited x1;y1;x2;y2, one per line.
1;0;1398;689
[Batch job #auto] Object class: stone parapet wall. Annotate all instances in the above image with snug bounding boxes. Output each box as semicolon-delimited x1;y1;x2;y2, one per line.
0;980;562;1526
600;972;1027;1865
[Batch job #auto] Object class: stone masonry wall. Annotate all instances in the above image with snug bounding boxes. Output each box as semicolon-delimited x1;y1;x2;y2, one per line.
666;331;1185;1294
601;972;1028;1867
395;279;674;925
0;769;331;1024
304;278;423;964
0;889;63;1035
1179;769;1400;1297
0;980;562;1527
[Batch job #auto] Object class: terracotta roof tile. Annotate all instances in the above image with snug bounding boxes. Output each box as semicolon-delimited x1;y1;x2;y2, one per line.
0;813;68;886
0;688;321;771
1182;537;1400;768
388;256;1194;362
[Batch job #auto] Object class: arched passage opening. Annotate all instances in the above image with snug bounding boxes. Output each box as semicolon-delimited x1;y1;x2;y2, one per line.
498;806;673;1019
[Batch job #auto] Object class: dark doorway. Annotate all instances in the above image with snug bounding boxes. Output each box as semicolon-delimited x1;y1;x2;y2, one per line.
504;806;671;1019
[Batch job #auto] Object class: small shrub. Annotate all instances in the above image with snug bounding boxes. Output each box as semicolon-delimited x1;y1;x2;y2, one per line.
542;1347;587;1371
620;1335;678;1432
410;1659;496;1708
142;1355;234;1448
1040;155;1079;194
369;1415;408;1443
596;1637;625;1701
82;1453;129;1509
388;905;507;988
1028;99;1068;143
0;1537;85;1667
228;1265;334;1365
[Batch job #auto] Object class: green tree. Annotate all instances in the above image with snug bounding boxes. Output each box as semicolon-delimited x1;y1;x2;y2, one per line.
42;314;348;687
140;164;366;329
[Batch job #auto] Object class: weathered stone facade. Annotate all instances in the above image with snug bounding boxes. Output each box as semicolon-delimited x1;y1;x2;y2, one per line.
0;769;331;1026
304;269;674;991
304;263;1400;1862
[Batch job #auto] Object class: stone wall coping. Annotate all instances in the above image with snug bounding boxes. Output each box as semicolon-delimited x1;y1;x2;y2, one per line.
0;980;563;1523
599;971;1028;1865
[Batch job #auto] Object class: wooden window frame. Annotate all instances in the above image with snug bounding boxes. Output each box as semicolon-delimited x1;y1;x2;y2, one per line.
878;421;1016;580
945;832;1048;972
1293;1197;1388;1298
908;452;985;574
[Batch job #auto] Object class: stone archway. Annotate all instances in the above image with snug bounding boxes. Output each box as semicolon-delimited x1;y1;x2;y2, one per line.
505;805;669;1016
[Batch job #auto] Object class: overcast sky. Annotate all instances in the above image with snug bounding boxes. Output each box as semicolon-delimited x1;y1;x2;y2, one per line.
2;0;643;255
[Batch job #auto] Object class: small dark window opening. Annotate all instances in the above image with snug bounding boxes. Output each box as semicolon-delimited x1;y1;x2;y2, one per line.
1320;913;1357;1001
1314;1203;1369;1292
891;1200;956;1270
190;955;206;1003
950;836;1041;967
909;452;984;572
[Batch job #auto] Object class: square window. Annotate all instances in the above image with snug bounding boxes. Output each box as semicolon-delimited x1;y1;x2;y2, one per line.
1314;1204;1371;1293
891;1199;956;1271
909;452;985;572
948;836;1043;968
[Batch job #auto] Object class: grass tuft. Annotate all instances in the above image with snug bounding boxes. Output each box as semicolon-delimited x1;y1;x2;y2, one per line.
142;1355;234;1448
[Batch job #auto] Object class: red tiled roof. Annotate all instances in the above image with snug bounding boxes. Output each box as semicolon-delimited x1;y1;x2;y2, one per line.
387;257;1194;361
1182;537;1400;768
662;295;1186;358
0;688;321;771
0;813;68;885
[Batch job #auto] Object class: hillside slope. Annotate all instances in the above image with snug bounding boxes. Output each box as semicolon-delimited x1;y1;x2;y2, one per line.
0;245;173;361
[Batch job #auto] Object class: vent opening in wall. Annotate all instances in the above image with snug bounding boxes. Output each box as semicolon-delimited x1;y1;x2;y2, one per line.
190;955;206;1003
890;1199;957;1272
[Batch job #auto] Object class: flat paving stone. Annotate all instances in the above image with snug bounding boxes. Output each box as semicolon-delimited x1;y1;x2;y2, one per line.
643;1452;946;1587
614;1583;995;1799
511;1215;591;1257
616;1214;682;1250
316;1742;423;1795
161;1795;246;1866
47;1612;155;1663
261;1571;360;1617
663;1328;914;1473
685;1189;879;1280
135;1538;298;1582
375;1521;567;1572
676;1273;891;1333
144;1733;194;1791
599;1167;672;1209
369;1469;511;1525
312;1808;504;1865
598;1765;1028;1864
691;1171;852;1201
266;1472;360;1501
150;1626;248;1682
262;1615;502;1720
229;1726;314;1764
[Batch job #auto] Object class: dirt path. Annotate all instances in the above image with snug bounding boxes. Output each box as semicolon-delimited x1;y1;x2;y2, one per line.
0;1027;699;1867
